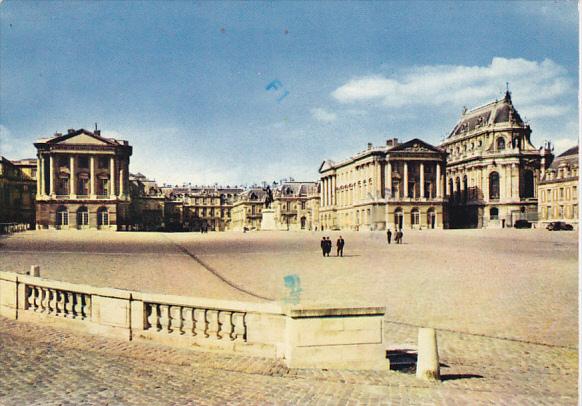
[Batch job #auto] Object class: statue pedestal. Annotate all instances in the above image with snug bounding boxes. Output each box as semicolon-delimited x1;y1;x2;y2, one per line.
261;209;277;231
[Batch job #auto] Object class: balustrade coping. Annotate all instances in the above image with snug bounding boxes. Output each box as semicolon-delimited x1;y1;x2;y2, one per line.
1;270;384;318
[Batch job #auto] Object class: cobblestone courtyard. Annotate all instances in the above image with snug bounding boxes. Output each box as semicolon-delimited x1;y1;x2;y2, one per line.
0;229;578;404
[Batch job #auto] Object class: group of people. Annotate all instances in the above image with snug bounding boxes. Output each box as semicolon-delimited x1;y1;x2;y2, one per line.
320;236;345;257
386;228;404;244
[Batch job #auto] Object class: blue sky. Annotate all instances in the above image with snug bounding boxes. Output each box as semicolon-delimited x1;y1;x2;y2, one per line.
0;1;578;185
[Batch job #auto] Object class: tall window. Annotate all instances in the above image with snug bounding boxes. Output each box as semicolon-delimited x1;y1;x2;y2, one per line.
97;207;109;227
497;137;505;151
56;207;68;226
77;207;89;226
78;177;90;195
98;179;109;195
57;177;69;195
522;170;535;198
490;207;499;220
411;208;420;226
489;172;500;200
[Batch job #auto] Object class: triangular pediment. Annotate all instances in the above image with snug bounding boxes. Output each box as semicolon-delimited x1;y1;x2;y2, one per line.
47;129;115;146
389;138;443;154
319;160;335;173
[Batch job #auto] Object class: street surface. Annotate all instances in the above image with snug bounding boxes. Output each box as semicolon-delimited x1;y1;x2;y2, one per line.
0;229;578;404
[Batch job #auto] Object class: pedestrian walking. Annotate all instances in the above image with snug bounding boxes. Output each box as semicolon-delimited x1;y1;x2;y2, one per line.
387;229;392;244
325;237;331;257
320;236;326;257
396;229;403;244
336;236;345;257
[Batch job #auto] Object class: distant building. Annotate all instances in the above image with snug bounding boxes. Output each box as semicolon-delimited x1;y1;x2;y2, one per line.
272;181;320;230
34;128;132;230
0;157;37;227
319;138;447;231
128;173;166;231
230;187;267;231
179;186;243;231
440;91;553;228
538;146;578;228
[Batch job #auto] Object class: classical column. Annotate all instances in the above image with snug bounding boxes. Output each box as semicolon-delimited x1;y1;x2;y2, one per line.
386;162;392;198
376;161;382;198
511;163;519;199
119;161;125;197
49;155;55;197
436;163;442;198
90;156;96;197
403;162;409;198
420;162;425;199
331;176;336;206
70;155;76;197
36;157;41;197
110;156;116;198
39;156;45;197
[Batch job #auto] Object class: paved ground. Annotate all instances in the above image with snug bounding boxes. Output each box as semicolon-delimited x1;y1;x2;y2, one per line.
0;229;578;404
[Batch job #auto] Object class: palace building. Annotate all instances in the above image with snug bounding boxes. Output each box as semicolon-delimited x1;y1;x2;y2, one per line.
538;146;578;228
440;91;553;228
34;128;132;230
229;187;267;231
272;181;320;231
0;157;37;228
319;138;447;231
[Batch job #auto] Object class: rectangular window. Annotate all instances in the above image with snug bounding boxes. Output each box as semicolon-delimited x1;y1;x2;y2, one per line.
547;189;552;202
560;188;564;200
99;179;109;195
57;178;69;195
98;157;109;169
559;205;564;218
573;186;577;200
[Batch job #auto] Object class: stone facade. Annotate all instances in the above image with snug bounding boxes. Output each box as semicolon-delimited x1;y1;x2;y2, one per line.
0;157;37;227
34;128;132;230
538;146;578;227
440;92;553;228
128;173;166;231
272;182;320;231
319;139;447;231
230;188;267;231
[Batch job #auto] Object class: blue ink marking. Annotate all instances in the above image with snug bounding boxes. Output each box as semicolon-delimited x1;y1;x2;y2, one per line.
277;90;290;102
266;80;283;91
283;274;302;304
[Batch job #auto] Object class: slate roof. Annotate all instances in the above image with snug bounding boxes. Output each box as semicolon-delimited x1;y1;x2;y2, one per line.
447;91;525;139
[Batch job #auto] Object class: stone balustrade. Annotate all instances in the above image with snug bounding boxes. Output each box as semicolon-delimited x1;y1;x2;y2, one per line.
0;270;388;370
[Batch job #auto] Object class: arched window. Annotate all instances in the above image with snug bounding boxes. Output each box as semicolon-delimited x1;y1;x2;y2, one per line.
522;170;535;198
490;207;499;220
300;216;306;229
497;137;506;151
455;177;461;201
394;208;403;230
97;207;109;228
56;206;68;227
489;172;500;200
77;206;89;226
411;208;420;227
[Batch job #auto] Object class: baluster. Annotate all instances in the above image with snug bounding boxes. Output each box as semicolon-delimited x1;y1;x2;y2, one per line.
193;308;206;337
41;288;49;313
74;293;83;318
34;287;42;311
82;295;91;320
182;307;194;336
159;305;170;333
206;310;219;339
146;304;159;331
232;312;246;342
48;289;57;314
55;291;63;316
65;292;74;318
27;286;36;311
218;311;233;340
169;306;182;334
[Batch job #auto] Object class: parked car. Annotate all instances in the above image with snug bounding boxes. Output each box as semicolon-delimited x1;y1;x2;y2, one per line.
547;221;574;231
514;219;532;229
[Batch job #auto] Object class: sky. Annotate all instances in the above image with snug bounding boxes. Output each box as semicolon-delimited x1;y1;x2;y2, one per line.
0;1;579;186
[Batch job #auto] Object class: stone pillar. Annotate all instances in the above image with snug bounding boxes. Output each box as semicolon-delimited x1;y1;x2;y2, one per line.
49;155;55;197
320;180;325;207
331;176;336;206
416;328;440;381
119;161;125;197
436;163;441;198
90;156;96;198
420;162;425;199
403;162;408;198
386;162;392;198
511;163;519;199
37;156;43;197
110;156;116;198
70;155;76;197
376;161;382;198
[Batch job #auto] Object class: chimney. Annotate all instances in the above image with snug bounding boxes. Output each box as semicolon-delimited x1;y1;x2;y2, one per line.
386;138;399;147
94;130;101;136
67;128;75;134
367;142;373;150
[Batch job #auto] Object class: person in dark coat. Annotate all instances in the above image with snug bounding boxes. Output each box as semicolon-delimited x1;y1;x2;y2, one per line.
386;229;392;245
320;237;326;257
397;229;403;244
324;237;331;257
336;236;345;257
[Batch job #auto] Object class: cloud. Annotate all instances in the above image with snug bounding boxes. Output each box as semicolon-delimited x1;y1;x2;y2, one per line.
311;107;337;123
553;137;578;155
332;57;574;115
